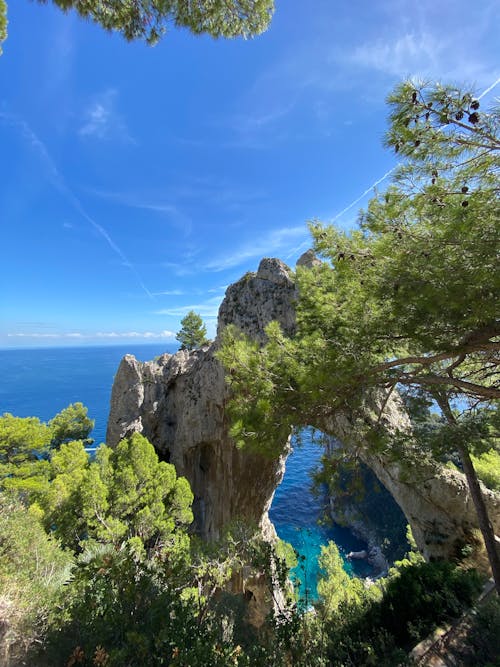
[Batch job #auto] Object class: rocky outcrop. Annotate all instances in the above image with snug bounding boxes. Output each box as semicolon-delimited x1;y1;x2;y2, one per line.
106;255;500;563
107;258;296;541
331;498;392;575
216;257;296;343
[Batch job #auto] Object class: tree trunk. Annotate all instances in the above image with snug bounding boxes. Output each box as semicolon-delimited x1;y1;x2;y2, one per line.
435;394;500;595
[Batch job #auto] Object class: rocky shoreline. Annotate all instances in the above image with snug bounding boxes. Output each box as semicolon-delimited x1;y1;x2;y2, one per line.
330;498;390;577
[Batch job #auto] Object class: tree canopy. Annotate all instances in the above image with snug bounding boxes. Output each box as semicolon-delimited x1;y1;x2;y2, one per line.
176;309;209;350
0;407;300;666
34;0;274;44
0;403;93;495
48;402;94;447
35;432;194;552
221;82;499;436
218;80;500;589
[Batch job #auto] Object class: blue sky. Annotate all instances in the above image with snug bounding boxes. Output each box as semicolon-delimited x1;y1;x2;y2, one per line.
1;0;498;347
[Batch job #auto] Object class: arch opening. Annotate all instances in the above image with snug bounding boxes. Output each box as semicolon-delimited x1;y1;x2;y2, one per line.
268;427;403;604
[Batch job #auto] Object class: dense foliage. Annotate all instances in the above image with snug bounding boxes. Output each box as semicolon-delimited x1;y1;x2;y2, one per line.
471;448;500;492
454;595;500;665
0;404;495;664
34;433;194;552
313;547;483;666
0;0;273;55
0;402;93;496
35;0;274;44
48;402;94;447
0;407;299;665
0;496;73;664
220;82;499;446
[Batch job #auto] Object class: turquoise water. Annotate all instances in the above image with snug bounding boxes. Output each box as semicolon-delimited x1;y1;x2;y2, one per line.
269;433;372;603
0;345;371;600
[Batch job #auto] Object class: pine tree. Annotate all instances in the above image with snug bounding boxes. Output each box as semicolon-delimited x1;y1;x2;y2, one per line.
176;310;209;351
34;0;273;44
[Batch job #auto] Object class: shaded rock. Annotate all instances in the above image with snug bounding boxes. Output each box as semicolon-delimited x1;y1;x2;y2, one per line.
321;392;500;562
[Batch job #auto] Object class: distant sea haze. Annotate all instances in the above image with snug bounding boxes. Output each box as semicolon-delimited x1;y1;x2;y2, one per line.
0;344;372;599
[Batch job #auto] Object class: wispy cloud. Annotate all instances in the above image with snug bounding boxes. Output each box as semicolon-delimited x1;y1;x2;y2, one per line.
349;32;441;78
220;99;298;149
237;0;498;124
239;101;297;130
86;187;192;235
152;289;185;296
8;333;84;339
153;295;224;319
204;225;308;272
43;12;76;100
8;330;175;340
87;188;178;215
343;1;499;86
161;261;197;278
0;111;152;298
79;89;134;143
88;180;267;216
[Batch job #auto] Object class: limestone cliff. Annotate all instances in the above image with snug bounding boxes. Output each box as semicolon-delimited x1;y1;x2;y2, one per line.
106;256;500;563
107;259;296;542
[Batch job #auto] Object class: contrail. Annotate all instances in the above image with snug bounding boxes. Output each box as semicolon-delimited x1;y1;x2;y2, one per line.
67;194;154;299
328;76;500;227
478;76;500;100
0;111;154;299
328;167;396;224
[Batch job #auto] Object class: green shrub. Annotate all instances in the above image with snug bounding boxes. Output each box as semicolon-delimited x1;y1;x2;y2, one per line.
471;449;500;491
315;560;483;666
0;495;73;665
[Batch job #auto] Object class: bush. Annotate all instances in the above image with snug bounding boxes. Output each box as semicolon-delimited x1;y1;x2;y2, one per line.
0;495;73;665
316;560;483;666
471;449;500;491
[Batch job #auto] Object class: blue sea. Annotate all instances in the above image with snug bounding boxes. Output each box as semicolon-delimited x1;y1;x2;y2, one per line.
0;344;371;600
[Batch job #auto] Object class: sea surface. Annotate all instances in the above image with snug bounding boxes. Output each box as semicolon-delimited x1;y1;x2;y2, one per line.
0;344;371;600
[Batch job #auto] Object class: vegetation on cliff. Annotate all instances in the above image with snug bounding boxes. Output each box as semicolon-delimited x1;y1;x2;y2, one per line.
0;407;298;665
1;404;497;665
218;80;500;592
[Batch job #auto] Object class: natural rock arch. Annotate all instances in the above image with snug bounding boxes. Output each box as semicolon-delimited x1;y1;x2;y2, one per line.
106;257;500;560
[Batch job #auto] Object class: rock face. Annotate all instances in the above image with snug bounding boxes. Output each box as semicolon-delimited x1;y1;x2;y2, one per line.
217;257;296;343
107;258;296;541
321;393;500;561
106;256;500;562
